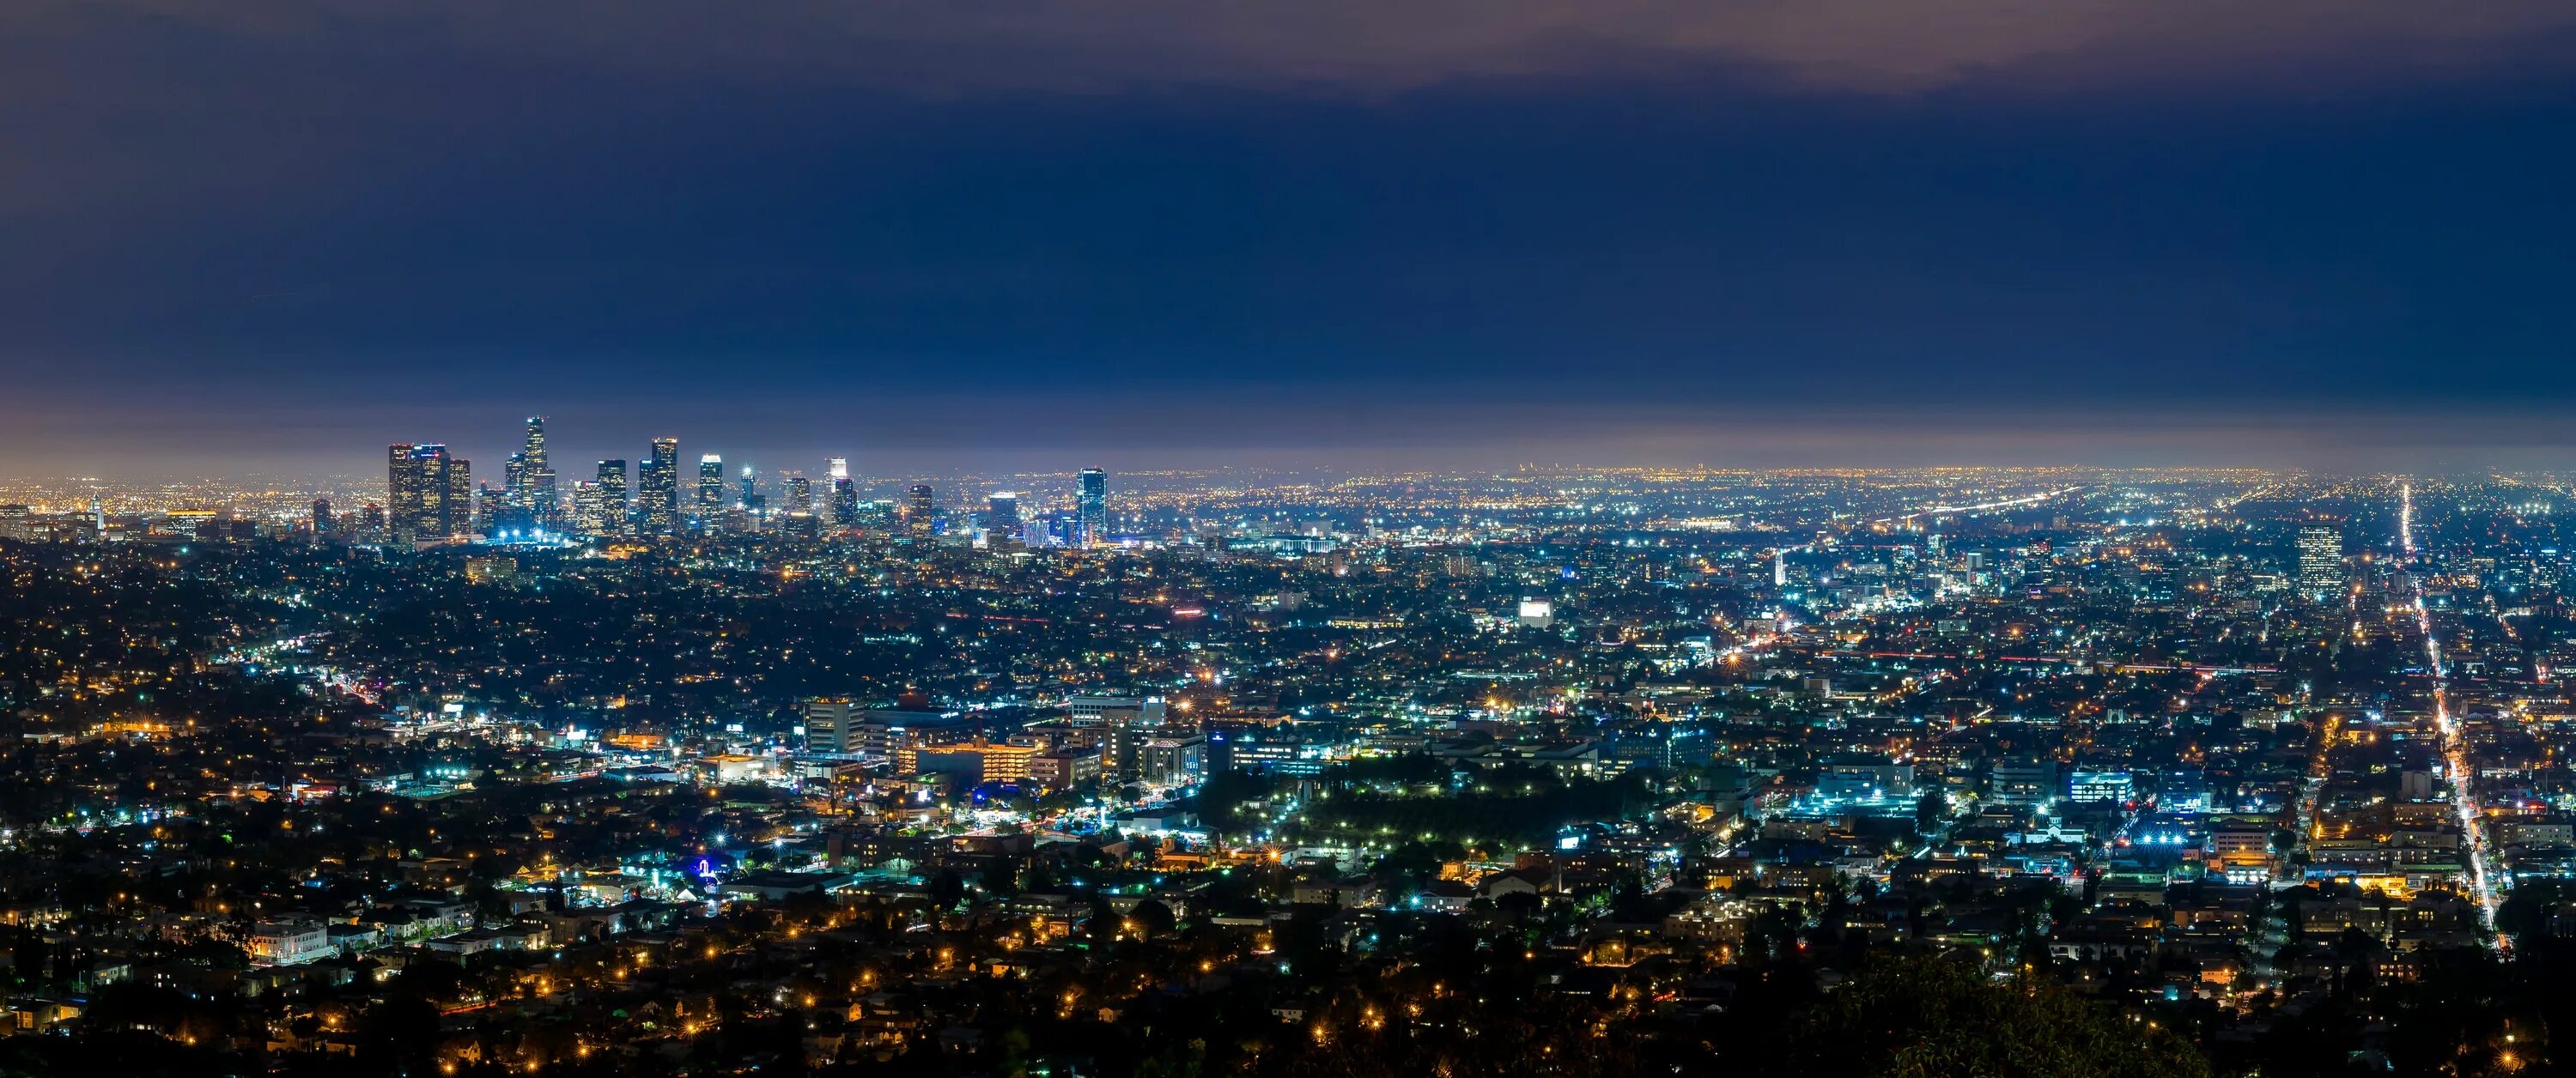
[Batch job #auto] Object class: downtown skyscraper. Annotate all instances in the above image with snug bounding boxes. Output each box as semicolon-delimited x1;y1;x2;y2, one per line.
829;457;858;526
638;438;681;534
696;454;726;521
387;443;471;542
907;484;936;541
502;416;558;530
571;481;611;537
2297;525;2345;603
590;458;629;536
1078;467;1108;547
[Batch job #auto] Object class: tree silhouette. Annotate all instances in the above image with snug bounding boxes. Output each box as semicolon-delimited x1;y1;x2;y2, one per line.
1777;954;2208;1078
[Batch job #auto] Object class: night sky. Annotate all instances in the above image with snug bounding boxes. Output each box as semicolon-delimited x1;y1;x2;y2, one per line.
6;1;2576;477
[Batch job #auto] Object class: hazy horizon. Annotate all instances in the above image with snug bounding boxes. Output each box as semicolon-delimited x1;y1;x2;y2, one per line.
10;401;2576;486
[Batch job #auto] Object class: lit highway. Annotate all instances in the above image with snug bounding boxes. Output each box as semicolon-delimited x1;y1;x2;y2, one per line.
1876;485;2086;524
2397;482;2508;950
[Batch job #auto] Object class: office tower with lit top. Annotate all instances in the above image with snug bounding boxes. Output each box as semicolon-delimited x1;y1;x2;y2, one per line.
1078;467;1107;546
696;454;726;520
504;415;558;530
738;466;763;518
639;438;680;534
2297;526;2344;602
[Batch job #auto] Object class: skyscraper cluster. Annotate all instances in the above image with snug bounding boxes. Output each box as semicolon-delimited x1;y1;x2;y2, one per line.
499;416;558;534
384;417;1109;548
574;458;628;536
639;438;681;533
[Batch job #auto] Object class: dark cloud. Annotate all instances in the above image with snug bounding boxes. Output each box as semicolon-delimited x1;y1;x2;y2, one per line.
16;0;2576;95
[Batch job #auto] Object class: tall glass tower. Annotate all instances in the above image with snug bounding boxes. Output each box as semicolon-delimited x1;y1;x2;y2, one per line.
696;454;726;517
639;438;680;534
595;459;629;535
507;415;558;529
829;457;858;525
1078;467;1108;547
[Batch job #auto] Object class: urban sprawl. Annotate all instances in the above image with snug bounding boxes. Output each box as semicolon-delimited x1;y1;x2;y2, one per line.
3;421;2574;1076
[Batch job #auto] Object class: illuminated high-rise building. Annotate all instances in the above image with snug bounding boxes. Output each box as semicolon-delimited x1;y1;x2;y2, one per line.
803;698;861;755
2297;526;2344;602
785;475;813;516
522;415;552;485
696;454;726;517
502;457;526;507
388;443;471;542
595;459;629;535
311;499;333;536
388;444;426;536
638;438;680;534
738;466;763;517
571;481;612;536
504;415;558;529
829;458;859;526
1078;467;1108;547
907;484;936;540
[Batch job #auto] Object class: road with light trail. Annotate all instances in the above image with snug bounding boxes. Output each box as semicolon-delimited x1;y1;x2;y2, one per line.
2396;481;2508;952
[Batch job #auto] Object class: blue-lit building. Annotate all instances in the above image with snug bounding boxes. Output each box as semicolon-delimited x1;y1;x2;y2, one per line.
1077;467;1107;547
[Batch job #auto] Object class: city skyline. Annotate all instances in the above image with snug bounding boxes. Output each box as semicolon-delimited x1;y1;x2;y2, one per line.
349;415;1133;548
25;402;2576;482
